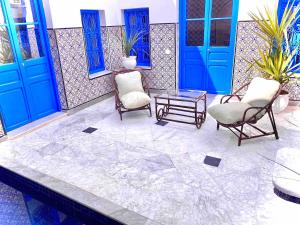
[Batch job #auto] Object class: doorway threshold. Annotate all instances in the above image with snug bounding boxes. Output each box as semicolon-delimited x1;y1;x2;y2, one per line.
7;112;67;140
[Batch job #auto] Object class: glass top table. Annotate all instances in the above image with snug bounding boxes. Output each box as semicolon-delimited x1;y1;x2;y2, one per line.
155;89;207;102
154;89;207;128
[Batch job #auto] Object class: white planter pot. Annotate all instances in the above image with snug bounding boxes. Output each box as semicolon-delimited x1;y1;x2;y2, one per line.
273;90;289;113
122;56;137;69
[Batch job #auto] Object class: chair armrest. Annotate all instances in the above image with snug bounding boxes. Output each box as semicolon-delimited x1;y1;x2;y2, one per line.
242;106;266;123
220;94;242;104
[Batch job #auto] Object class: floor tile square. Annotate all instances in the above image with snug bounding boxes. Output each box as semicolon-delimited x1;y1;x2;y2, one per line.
204;156;221;167
155;121;168;126
82;127;98;134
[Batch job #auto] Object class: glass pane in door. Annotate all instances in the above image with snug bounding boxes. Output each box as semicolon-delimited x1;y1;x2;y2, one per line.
186;20;204;46
0;3;5;24
16;24;44;60
212;0;232;18
0;26;15;64
210;19;231;46
10;0;38;23
187;0;205;18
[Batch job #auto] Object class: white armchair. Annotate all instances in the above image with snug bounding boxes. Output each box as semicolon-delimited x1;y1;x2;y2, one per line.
113;69;152;120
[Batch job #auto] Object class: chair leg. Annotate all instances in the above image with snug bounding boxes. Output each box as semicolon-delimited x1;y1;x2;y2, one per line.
238;125;244;146
268;110;279;139
119;110;123;121
148;105;152;117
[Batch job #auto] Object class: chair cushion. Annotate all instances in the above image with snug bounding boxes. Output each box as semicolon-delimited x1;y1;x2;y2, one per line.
120;91;151;109
241;77;280;107
115;71;144;97
208;102;260;124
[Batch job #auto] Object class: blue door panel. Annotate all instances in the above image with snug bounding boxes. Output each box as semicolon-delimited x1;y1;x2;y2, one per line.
25;62;49;77
29;80;56;117
207;65;231;94
0;70;21;84
183;62;206;90
179;0;239;94
0;88;30;131
0;0;59;132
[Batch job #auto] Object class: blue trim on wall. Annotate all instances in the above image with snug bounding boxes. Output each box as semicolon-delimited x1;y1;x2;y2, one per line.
36;0;61;112
179;0;239;94
124;8;151;67
81;10;105;74
0;0;60;132
278;0;300;69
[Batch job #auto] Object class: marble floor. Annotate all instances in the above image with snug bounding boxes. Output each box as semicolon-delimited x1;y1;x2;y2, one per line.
0;95;300;225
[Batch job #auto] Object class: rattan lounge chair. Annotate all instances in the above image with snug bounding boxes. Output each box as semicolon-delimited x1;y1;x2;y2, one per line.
208;77;282;146
112;69;152;120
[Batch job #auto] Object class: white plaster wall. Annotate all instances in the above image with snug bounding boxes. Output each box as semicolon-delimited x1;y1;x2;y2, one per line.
42;0;279;28
238;0;279;21
42;0;121;28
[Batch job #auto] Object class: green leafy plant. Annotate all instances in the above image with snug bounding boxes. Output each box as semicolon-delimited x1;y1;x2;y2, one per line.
122;30;143;58
0;27;14;64
247;1;300;84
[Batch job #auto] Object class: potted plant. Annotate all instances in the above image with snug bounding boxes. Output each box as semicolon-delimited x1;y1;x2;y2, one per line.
122;31;142;69
248;2;300;113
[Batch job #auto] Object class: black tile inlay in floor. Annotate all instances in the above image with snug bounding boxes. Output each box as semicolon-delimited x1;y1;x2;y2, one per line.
156;121;168;126
82;127;98;134
204;156;221;167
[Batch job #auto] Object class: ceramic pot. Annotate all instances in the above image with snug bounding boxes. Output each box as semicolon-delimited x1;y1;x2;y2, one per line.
122;56;137;69
273;90;289;113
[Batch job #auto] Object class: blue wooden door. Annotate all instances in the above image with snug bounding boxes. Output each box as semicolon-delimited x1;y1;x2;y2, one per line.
0;0;59;132
180;0;239;94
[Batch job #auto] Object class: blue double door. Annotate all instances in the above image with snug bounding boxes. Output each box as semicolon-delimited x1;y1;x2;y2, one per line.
0;0;59;132
180;0;239;94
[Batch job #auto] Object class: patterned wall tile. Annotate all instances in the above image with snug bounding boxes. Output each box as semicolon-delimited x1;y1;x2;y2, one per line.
51;24;177;110
101;26;123;70
232;21;265;94
55;28;118;109
233;21;300;100
286;81;300;100
47;29;68;109
143;24;177;90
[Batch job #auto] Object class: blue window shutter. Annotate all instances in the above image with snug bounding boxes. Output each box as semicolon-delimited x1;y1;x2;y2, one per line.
278;0;300;67
124;8;150;67
81;10;105;74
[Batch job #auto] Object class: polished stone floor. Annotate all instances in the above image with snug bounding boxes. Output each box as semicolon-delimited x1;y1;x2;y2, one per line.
0;95;300;225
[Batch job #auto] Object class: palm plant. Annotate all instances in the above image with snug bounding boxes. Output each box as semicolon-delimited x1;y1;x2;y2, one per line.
248;1;300;84
122;30;143;58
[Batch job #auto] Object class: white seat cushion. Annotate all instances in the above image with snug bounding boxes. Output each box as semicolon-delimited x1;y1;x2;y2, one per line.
241;77;280;106
115;71;144;97
120;91;151;109
208;102;260;124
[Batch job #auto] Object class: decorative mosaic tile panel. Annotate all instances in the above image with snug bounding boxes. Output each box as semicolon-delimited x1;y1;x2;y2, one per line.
143;24;177;90
55;27;120;109
233;21;300;100
47;29;68;109
232;21;265;94
101;26;123;70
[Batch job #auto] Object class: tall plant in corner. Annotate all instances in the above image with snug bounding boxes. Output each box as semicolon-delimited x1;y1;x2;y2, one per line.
248;2;300;83
121;30;142;69
248;1;300;112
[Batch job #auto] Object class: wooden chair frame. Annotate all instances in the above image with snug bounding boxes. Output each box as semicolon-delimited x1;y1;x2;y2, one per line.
216;82;283;146
112;69;152;120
